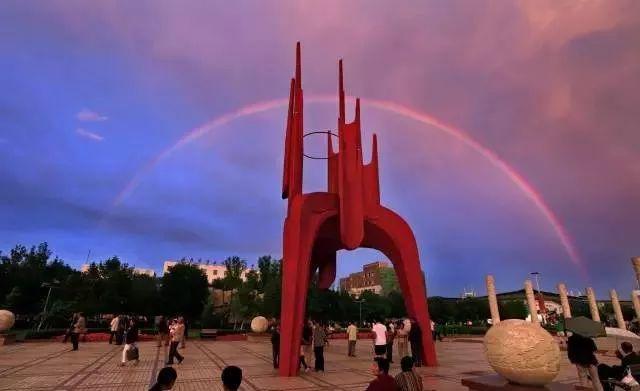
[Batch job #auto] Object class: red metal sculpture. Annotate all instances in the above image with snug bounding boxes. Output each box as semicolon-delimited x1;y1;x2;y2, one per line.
279;43;437;376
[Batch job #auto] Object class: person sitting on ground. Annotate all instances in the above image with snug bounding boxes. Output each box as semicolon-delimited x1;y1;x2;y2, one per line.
221;365;243;391
149;366;177;391
598;342;640;390
366;357;398;391
395;356;423;391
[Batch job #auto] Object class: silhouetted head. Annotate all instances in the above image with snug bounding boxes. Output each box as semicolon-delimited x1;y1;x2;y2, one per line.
400;356;414;372
221;365;242;390
156;366;177;389
371;357;390;376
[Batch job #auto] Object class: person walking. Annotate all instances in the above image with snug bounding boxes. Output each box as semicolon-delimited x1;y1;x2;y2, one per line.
302;319;313;367
149;366;177;391
70;312;86;351
395;356;423;391
386;323;396;363
430;320;436;341
63;313;77;344
396;321;409;359
120;318;139;366
156;315;169;347
270;321;280;369
299;337;310;372
109;314;120;344
181;318;188;349
116;314;126;345
166;317;185;365
346;321;358;357
372;320;387;359
408;318;422;367
312;320;326;372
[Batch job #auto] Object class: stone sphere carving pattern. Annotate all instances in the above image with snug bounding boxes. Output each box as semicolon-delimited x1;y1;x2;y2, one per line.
0;310;15;332
250;316;268;333
484;319;560;386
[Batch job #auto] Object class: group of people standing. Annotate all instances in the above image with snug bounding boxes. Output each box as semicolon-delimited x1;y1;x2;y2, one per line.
156;315;187;365
366;318;425;367
269;317;427;377
269;319;327;372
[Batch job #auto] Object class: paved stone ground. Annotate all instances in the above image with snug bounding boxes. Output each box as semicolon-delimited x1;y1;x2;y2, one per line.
0;339;618;390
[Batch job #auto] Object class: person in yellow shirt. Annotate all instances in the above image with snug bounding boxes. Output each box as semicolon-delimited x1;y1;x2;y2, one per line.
346;322;358;357
166;317;185;365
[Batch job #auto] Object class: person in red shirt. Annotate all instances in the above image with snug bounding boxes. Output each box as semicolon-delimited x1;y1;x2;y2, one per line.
366;358;398;391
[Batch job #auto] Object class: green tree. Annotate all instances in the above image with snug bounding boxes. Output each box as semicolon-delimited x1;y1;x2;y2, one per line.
129;274;160;317
379;268;400;296
160;263;209;321
499;299;528;319
222;256;247;290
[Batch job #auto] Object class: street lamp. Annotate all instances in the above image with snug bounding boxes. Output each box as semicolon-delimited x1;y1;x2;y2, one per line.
38;280;60;331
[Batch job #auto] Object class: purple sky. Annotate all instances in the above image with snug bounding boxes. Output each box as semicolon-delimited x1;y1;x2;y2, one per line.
1;1;639;298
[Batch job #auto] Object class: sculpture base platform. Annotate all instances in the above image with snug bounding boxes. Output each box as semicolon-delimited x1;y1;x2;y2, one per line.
462;375;576;390
0;333;16;345
247;332;270;343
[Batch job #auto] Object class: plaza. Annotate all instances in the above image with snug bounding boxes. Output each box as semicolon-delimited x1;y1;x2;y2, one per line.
0;339;619;390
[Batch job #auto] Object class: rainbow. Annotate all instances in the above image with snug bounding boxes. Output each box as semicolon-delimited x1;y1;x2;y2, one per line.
112;95;583;272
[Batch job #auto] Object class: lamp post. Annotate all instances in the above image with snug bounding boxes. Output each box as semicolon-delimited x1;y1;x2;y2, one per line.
38;280;60;331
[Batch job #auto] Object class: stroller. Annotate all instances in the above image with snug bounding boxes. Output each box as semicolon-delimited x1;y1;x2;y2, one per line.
601;363;640;391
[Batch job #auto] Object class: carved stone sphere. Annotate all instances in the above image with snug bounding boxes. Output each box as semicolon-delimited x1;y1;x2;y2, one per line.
250;316;268;333
484;319;560;386
0;310;15;332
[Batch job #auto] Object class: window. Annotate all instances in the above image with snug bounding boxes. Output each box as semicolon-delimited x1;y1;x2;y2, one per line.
213;270;218;275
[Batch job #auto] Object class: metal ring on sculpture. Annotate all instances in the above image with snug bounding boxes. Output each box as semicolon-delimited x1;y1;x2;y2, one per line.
302;130;338;160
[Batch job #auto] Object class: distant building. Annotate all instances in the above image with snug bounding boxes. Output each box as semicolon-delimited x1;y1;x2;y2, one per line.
162;260;251;284
339;261;392;296
461;288;477;299
80;263;156;277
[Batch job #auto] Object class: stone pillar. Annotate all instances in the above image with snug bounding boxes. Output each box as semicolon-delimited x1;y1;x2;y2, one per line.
558;283;572;318
486;275;500;324
633;257;640;289
587;287;600;322
525;280;539;324
632;290;640;320
610;289;626;329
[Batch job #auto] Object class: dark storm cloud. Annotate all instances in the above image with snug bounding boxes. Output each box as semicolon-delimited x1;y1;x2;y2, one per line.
0;0;638;296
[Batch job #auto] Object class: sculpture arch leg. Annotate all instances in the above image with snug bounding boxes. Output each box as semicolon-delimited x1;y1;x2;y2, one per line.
279;195;339;377
364;209;437;366
279;217;313;376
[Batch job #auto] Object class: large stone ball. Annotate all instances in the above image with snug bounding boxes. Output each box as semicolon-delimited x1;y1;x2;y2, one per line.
484;319;560;386
250;316;268;333
0;310;15;332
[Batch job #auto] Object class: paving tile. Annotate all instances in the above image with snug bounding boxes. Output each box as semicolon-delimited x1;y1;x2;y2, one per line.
0;339;596;390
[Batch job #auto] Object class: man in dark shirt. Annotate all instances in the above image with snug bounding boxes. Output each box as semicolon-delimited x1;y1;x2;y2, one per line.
598;342;640;390
408;319;423;367
366;358;398;391
270;322;280;369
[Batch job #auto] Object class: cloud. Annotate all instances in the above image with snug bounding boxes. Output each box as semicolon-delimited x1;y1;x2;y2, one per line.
76;108;108;122
75;128;104;142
